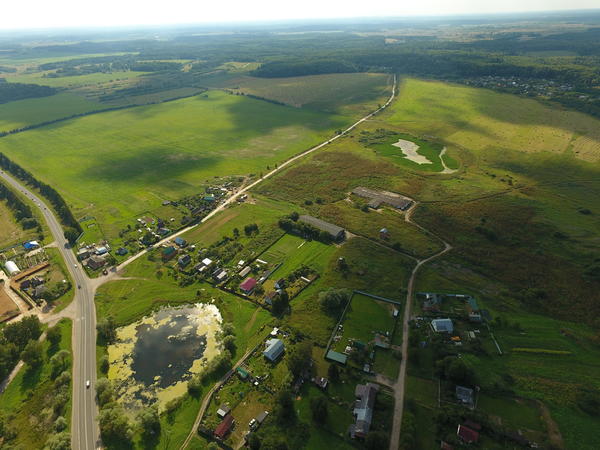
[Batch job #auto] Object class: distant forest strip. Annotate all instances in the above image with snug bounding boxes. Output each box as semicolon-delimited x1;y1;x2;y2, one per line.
0;153;81;234
0;82;56;104
0;178;40;231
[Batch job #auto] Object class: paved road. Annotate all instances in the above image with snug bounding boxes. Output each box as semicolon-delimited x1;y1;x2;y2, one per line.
0;170;100;450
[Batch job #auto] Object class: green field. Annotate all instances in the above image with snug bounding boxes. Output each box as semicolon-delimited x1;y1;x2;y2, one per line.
0;92;102;133
386;78;600;163
5;70;147;88
0;90;350;239
258;233;335;277
0;201;33;248
210;72;392;115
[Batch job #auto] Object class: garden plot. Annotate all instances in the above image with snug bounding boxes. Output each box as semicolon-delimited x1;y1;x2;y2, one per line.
331;292;401;374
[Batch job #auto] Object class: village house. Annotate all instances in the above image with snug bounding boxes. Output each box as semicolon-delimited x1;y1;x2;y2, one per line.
239;277;257;294
216;404;231;419
263;338;284;362
352;186;413;211
457;424;480;444
456;385;475;408
431;318;454;333
87;255;106;270
174;237;187;248
161;246;177;262
178;254;191;268
214;415;234;440
350;383;379;439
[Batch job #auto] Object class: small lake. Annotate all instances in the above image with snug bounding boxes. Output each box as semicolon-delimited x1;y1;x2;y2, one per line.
108;303;223;411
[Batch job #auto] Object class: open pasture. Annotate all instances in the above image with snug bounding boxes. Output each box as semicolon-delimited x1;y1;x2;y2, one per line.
0;90;348;239
385;78;600;163
214;72;392;116
4;70;147;88
0;92;102;133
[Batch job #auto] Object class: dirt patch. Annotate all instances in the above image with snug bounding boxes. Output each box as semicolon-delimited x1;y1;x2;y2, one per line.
243;307;261;333
537;400;565;449
392;138;432;165
0;288;19;321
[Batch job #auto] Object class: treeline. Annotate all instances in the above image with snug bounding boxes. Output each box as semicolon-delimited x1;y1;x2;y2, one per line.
0;82;56;104
0;153;81;234
0;316;42;381
253;59;361;78
0;180;39;230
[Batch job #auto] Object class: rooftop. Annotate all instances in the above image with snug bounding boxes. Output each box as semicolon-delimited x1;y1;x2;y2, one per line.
299;215;345;238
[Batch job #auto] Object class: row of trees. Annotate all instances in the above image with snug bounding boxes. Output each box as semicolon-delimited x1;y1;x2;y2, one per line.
0;152;82;239
278;214;334;244
0;82;55;104
0;179;40;232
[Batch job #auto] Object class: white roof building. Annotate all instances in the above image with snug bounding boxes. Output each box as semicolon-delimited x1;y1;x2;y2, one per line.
4;261;20;276
202;258;213;266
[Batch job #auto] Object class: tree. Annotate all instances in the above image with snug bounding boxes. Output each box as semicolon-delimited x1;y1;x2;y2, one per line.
275;391;296;424
319;288;351;316
100;355;109;373
187;374;203;397
223;335;236;353
271;290;290;316
310;396;328;423
3;315;42;349
247;433;261;450
99;406;133;443
49;350;71;377
53;416;68;432
138;405;160;438
366;430;389;450
96;378;115;406
287;341;312;378
97;316;117;344
44;432;71;450
327;363;340;382
21;339;43;368
63;227;79;245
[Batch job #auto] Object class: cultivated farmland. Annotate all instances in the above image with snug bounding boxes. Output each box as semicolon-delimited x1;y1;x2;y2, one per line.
0;90;352;239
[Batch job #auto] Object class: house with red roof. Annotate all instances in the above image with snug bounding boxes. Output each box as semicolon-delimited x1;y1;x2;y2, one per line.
214;415;234;440
457;424;479;444
240;277;257;294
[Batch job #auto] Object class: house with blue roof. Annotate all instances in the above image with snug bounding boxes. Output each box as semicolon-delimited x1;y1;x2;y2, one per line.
431;318;454;334
174;237;187;247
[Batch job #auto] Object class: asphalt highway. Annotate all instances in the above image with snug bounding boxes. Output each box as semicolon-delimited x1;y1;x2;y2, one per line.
0;169;100;450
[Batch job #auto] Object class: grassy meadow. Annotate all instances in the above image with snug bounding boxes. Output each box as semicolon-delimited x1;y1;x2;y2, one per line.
4;70;147;88
386;78;600;163
211;72;393;115
0;90;351;239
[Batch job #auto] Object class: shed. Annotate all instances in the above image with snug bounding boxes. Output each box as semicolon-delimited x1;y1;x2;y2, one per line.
238;266;251;278
456;385;474;407
174;237;187;247
216;404;231;418
95;246;108;255
236;367;249;380
256;410;269;424
325;350;347;365
23;240;40;250
263;338;284;362
201;257;213;266
4;261;20;276
431;318;453;333
298;215;346;241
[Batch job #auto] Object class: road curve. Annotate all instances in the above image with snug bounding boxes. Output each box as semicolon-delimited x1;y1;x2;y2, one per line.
0;170;100;450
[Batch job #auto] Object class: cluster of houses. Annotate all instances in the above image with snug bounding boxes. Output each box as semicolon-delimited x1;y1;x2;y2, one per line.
77;243;112;270
351;186;413;211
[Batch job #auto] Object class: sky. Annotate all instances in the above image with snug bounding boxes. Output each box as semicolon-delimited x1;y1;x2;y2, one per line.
1;0;599;30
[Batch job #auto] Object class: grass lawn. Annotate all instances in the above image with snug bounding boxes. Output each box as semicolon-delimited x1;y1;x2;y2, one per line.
371;132;450;173
258;233;336;277
0;319;73;448
0;90;350;240
0;92;102;133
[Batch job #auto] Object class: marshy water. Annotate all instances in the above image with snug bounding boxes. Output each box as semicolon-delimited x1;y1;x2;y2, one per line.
108;303;223;411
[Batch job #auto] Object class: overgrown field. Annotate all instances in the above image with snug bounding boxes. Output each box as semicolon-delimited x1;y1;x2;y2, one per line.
0;90;350;239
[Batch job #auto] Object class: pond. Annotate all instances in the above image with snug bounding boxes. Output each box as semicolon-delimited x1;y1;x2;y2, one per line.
107;303;223;411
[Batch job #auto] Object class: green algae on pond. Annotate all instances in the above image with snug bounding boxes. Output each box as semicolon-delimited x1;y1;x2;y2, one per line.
107;303;223;412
